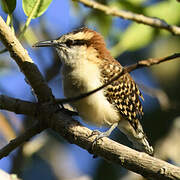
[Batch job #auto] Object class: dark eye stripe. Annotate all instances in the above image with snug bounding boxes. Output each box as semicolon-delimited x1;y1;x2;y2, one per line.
65;39;89;47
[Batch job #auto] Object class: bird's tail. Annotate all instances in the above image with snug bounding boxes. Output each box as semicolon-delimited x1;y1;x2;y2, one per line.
118;120;153;155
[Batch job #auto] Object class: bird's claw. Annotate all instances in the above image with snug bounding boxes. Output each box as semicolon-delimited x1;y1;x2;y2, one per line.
91;130;108;147
88;130;104;156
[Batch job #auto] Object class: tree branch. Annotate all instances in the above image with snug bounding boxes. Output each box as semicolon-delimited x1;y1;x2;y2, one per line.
0;95;37;116
76;0;180;35
0;107;180;179
0;16;54;103
49;112;180;180
0;122;45;159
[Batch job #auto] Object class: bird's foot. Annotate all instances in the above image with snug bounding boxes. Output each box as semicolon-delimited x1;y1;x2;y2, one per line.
91;130;110;145
88;130;106;158
88;123;118;157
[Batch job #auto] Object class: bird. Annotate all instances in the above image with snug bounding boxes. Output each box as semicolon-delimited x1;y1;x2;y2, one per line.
33;27;153;155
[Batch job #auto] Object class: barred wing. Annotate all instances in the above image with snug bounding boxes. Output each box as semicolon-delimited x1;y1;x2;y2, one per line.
100;61;144;130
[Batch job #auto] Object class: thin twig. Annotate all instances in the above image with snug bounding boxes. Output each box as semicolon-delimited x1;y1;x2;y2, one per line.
55;53;180;104
0;122;46;159
76;0;180;35
18;0;41;40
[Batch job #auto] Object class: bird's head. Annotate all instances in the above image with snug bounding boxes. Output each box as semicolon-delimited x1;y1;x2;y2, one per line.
33;27;113;66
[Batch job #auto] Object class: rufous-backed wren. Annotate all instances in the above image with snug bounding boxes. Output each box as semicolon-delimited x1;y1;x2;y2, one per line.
34;27;153;155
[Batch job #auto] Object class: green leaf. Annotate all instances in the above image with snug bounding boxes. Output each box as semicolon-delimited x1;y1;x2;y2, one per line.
0;0;16;14
122;23;154;50
111;23;154;57
22;0;52;18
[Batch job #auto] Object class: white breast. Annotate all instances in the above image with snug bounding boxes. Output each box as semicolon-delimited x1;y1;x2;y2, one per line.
62;58;120;126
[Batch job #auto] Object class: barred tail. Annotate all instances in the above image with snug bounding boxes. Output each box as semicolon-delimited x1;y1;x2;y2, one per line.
118;120;153;155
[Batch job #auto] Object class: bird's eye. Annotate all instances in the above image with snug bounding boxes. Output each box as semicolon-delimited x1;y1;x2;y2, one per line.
65;39;87;47
65;39;74;47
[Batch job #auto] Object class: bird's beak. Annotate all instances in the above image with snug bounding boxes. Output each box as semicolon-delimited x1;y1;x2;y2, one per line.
33;40;58;48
